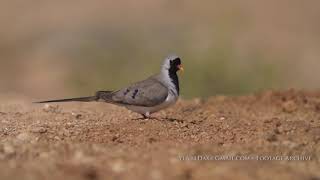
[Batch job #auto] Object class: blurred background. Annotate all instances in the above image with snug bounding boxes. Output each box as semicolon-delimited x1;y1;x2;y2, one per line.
1;0;320;99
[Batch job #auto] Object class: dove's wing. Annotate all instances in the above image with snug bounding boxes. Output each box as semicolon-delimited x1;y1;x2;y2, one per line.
102;76;169;107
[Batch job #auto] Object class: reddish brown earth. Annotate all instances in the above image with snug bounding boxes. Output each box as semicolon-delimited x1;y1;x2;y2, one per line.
0;90;320;180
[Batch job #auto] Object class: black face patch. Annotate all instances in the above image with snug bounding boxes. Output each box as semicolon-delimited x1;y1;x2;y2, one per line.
168;57;181;95
169;58;182;72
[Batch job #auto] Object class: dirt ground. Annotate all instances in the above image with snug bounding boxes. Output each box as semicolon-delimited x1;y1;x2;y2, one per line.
0;90;319;180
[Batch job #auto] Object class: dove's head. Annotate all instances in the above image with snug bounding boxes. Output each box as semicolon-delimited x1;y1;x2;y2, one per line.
162;55;183;73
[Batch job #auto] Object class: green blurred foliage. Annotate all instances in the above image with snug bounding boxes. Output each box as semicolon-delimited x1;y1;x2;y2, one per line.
64;32;283;98
1;0;319;98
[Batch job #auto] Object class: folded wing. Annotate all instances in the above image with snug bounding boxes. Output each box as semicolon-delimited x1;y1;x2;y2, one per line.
106;76;168;107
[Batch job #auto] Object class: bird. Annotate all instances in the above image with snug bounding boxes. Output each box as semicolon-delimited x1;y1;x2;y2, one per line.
35;55;184;119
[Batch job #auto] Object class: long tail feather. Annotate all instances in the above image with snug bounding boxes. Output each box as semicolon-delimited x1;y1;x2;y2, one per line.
34;91;113;104
34;96;97;103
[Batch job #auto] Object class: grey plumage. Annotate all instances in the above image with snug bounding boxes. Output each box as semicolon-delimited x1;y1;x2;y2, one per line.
110;75;168;107
35;55;183;118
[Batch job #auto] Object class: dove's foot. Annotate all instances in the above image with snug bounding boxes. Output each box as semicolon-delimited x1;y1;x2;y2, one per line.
142;112;151;119
132;113;159;121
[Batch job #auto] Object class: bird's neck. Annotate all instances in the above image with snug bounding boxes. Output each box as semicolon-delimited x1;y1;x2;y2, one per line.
168;70;180;95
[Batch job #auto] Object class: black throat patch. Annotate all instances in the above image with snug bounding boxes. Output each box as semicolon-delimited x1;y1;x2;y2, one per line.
168;58;181;95
168;70;179;95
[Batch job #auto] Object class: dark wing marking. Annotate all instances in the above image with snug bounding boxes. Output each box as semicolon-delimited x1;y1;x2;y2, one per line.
110;77;168;107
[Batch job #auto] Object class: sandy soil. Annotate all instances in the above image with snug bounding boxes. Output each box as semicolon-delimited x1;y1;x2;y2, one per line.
0;90;319;180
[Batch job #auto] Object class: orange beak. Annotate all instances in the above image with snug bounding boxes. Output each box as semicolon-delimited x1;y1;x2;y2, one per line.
178;64;184;72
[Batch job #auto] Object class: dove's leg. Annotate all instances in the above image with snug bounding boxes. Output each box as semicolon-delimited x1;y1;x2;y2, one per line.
142;112;150;119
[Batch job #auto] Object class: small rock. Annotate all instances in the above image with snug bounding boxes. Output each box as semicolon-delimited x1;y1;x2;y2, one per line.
43;104;51;111
263;119;273;123
65;122;74;128
112;134;123;143
282;100;297;113
266;133;277;142
282;140;299;149
43;104;61;113
274;128;281;134
276;128;284;136
54;136;61;141
3;128;9;135
64;130;71;137
180;123;189;128
76;114;82;119
31;127;47;134
112;136;118;142
72;112;83;119
148;137;157;143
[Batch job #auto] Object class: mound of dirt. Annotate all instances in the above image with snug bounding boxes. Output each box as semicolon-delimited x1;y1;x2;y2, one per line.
0;90;320;180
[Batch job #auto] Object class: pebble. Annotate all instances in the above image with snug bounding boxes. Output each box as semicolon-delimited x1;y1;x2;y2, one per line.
31;127;47;134
282;100;297;113
64;130;71;137
148;137;157;143
276;122;282;127
72;112;83;119
282;140;299;149
266;133;277;142
274;128;281;134
43;104;61;113
180;123;189;128
263;119;273;123
54;136;61;141
220;117;226;121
